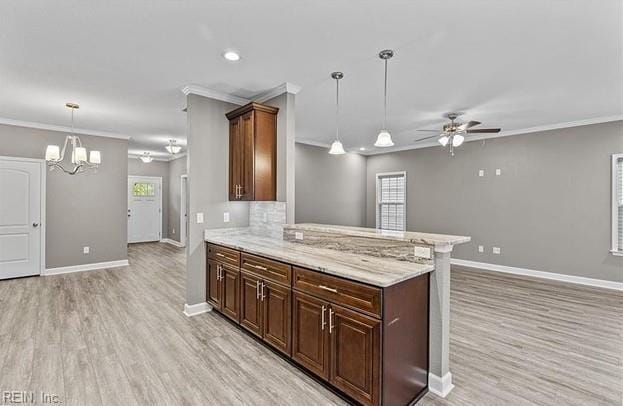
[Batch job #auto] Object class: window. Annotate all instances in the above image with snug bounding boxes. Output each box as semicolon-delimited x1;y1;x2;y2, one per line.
613;154;623;255
376;172;406;231
133;182;155;197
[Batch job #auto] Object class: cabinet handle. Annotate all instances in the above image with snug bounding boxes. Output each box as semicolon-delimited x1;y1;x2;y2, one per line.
321;305;326;330
318;285;338;294
217;265;223;281
252;264;268;271
329;308;335;334
260;281;266;301
256;280;261;299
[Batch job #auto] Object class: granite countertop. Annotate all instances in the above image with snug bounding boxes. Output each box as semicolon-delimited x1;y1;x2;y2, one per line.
285;223;471;249
204;228;434;288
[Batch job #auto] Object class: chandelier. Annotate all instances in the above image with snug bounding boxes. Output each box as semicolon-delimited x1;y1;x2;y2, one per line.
45;103;101;175
165;139;181;154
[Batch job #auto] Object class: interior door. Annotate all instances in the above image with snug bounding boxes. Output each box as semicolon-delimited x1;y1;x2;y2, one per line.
292;291;329;380
0;158;42;279
262;280;291;355
239;270;262;337
329;303;381;406
128;176;161;243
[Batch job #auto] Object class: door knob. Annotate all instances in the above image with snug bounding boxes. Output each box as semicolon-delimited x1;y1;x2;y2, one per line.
33;223;39;227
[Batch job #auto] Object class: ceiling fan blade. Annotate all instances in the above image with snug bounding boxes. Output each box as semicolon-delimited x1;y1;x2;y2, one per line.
457;120;481;131
415;129;440;132
466;128;501;134
413;134;441;142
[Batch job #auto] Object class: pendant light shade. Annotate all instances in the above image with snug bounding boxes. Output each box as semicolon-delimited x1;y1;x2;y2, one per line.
438;135;450;147
374;49;395;148
328;140;346;155
452;134;465;147
165;139;182;154
140;152;153;163
328;71;346;155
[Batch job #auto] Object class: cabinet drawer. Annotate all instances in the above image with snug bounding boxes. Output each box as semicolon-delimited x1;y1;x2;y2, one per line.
241;253;291;286
207;244;240;267
293;267;382;318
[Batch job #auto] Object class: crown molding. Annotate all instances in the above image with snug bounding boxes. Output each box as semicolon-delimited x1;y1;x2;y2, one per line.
0;117;131;140
128;152;187;162
361;114;623;156
253;82;302;103
181;82;302;106
296;139;331;149
181;85;251;106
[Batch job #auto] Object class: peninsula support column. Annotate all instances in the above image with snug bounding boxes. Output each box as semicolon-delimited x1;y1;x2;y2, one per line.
429;246;454;397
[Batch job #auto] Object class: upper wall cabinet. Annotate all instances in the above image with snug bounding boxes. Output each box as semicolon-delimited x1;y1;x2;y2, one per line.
226;102;279;201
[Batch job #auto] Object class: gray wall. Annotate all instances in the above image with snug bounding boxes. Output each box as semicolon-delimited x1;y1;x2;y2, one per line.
186;95;249;305
128;158;169;239
168;155;187;242
366;121;623;283
0;124;128;268
295;143;367;226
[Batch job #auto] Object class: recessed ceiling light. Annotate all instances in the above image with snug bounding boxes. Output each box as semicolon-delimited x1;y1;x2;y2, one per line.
223;50;240;61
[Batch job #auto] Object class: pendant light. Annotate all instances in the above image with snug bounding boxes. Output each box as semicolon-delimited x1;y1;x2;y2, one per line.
139;152;153;163
165;139;182;154
45;103;102;175
328;72;346;155
374;49;395;148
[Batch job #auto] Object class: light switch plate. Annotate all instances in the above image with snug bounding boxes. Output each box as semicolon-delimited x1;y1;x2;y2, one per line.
196;212;204;224
223;212;230;223
478;245;484;253
495;168;502;176
414;246;432;259
493;247;501;254
478;169;485;177
295;232;304;240
83;246;90;254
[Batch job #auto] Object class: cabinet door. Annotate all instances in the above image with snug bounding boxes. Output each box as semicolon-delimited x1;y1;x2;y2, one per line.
238;111;255;201
292;291;329;380
229;116;241;201
329;304;381;406
262;280;291;356
206;260;221;310
221;266;240;323
240;271;262;337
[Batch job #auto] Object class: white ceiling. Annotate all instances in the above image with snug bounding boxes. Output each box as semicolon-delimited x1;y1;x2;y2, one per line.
1;0;621;157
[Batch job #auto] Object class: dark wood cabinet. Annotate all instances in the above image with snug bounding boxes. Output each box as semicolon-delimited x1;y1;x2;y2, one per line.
292;291;330;380
226;102;279;201
330;304;381;406
206;243;430;406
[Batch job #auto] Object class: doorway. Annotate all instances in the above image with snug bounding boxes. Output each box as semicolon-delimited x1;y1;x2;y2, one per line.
180;174;188;247
0;156;45;279
128;176;162;243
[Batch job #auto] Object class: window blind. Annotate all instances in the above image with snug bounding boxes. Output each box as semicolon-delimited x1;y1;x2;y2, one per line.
617;157;623;251
378;173;405;231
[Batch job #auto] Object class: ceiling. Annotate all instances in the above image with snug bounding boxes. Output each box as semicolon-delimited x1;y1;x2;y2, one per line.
1;0;621;158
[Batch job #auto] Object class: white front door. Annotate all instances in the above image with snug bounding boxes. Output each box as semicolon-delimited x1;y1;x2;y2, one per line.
128;176;162;243
0;157;43;279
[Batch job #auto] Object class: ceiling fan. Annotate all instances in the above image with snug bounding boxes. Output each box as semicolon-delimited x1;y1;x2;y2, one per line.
414;112;501;156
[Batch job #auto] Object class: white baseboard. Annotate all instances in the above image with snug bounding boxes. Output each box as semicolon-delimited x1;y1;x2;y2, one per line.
45;259;129;276
160;238;185;248
451;258;623;291
183;302;212;317
429;372;454;398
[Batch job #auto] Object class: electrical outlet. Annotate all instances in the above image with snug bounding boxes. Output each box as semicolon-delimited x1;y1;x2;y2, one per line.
493;247;501;255
83;246;90;254
196;212;204;224
478;169;485;177
478;245;484;253
495;168;502;176
295;232;304;240
223;212;230;223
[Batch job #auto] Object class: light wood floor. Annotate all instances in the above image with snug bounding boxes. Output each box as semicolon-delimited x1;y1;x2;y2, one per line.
0;243;621;406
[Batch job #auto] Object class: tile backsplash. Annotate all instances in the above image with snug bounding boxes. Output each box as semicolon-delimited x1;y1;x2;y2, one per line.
249;202;287;238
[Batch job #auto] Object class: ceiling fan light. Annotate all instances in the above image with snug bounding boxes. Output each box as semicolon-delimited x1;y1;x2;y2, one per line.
45;145;60;161
452;134;465;147
438;135;449;147
374;130;394;147
328;140;346;155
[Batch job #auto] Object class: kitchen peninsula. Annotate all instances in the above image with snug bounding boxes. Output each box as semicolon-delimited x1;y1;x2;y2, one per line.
204;223;469;405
